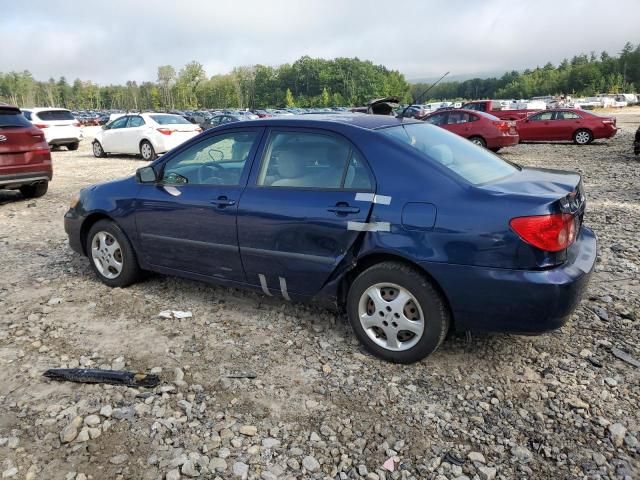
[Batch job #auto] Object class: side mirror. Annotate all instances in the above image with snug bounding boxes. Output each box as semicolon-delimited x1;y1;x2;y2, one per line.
136;166;157;183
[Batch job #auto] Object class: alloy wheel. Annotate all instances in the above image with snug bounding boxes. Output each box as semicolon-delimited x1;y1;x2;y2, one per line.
141;143;152;160
90;231;123;279
358;283;425;351
575;131;591;144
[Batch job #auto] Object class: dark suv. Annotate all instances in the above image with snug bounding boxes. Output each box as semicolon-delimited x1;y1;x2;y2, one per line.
0;104;52;198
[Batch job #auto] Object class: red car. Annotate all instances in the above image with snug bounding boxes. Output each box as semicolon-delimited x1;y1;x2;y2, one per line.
0;104;52;198
462;100;540;121
421;109;519;152
516;109;618;144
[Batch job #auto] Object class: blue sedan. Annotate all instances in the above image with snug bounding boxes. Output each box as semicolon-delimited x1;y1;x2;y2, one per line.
65;114;596;363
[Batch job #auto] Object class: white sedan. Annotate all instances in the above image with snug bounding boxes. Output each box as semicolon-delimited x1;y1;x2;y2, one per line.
92;113;202;161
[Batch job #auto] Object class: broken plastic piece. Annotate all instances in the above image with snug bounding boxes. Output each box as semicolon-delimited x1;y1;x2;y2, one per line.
43;368;160;387
443;452;465;466
382;458;395;472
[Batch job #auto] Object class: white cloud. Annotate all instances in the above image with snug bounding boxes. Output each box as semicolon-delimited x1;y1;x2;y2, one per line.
1;0;638;84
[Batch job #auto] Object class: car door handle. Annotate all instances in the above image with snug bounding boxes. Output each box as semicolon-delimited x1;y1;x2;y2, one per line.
327;204;360;215
210;197;236;207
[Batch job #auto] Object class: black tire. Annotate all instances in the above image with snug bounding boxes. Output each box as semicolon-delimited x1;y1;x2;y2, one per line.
67;142;79;151
573;129;593;145
489;147;501;153
346;262;450;363
86;220;141;288
469;136;486;148
92;141;106;158
19;182;48;199
140;140;157;161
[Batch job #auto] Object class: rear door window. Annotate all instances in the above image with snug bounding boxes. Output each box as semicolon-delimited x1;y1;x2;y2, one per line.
423;112;448;126
257;131;372;190
34;110;75;121
128;116;145;127
447;111;471;124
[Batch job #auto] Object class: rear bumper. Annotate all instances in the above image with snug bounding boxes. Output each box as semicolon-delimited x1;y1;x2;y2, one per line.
64;209;85;255
0;171;52;188
490;135;520;148
49;137;81;146
421;226;597;333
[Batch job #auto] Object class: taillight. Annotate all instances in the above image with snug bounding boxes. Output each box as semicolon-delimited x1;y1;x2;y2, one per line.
33;123;48;129
493;121;511;133
510;213;577;252
602;119;615;126
157;128;173;135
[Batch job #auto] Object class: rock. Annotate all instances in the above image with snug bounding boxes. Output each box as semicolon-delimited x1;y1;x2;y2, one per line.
111;356;125;370
262;438;281;449
477;466;497;480
166;469;181;480
181;460;199;477
511;446;532;463
100;405;113;417
60;416;83;443
84;414;101;426
109;454;129;465
592;452;607;466
7;437;19;449
75;428;90;442
310;431;321;442
2;468;18;479
239;425;257;436
609;423;627;447
468;451;486;463
302;455;320;472
209;458;227;473
218;447;231;459
232;461;249;479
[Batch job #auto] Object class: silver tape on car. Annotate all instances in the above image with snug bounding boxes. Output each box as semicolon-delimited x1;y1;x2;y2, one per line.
259;274;272;296
279;277;291;301
354;192;391;205
347;221;391;232
163;186;181;197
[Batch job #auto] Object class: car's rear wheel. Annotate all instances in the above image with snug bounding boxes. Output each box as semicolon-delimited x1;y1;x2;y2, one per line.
19;182;48;199
140;140;157;161
346;262;449;363
469;136;486;148
573;129;593;145
92;141;106;158
67;142;79;151
86;220;141;287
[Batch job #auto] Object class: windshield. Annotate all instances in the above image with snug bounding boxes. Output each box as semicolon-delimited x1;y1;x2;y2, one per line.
379;123;517;185
150;114;191;125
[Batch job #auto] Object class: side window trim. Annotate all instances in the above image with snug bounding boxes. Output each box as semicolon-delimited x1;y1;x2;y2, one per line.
157;127;265;188
252;127;375;192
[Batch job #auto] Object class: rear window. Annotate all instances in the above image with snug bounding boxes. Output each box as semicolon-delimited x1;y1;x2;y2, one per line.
150;114;191;125
0;109;32;128
35;110;75;121
379;123;518;185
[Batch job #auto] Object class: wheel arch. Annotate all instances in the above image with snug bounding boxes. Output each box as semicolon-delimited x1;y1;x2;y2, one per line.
338;251;456;330
79;212;116;255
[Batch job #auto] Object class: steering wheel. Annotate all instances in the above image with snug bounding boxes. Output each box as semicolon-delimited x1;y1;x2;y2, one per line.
197;164;224;184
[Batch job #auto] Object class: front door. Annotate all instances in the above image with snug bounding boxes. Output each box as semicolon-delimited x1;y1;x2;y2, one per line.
120;115;147;154
134;128;263;281
519;111;554;141
101;115;129;152
237;128;376;298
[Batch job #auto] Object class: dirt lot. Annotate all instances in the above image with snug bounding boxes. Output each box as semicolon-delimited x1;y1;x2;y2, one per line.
1;115;639;480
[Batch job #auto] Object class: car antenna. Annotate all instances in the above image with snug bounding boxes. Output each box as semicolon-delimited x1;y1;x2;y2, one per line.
400;71;450;120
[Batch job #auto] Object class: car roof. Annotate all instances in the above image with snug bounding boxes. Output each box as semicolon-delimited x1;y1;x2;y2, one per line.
214;113;422;131
23;107;72;113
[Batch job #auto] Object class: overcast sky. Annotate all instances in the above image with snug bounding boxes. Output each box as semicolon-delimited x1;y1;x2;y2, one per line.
2;0;638;84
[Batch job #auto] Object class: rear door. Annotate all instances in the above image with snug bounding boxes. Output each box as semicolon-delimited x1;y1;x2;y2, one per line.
237;128;376;298
134;128;263;281
553;111;582;140
444;110;472;138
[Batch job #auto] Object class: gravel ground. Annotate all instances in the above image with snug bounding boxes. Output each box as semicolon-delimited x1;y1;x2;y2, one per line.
1;115;639;480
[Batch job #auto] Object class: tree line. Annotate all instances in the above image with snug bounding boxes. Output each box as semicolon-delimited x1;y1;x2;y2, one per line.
411;42;640;102
0;56;411;111
1;42;639;111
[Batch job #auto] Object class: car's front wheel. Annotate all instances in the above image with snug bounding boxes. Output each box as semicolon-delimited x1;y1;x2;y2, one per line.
573;129;593;145
86;220;141;287
140;140;157;161
92;141;106;158
347;262;450;363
